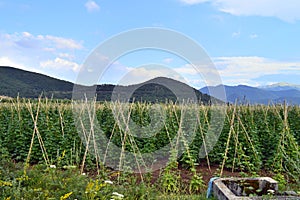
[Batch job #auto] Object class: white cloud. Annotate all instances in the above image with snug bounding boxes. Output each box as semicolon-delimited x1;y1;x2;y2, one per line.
173;63;222;87
116;66;186;86
175;63;220;75
1;32;83;50
40;57;80;72
179;0;300;22
95;60;221;88
0;56;44;74
22;31;32;38
44;35;83;50
59;53;75;60
0;57;26;69
216;0;300;22
85;0;100;12
0;31;84;83
214;56;300;85
0;31;83;64
174;64;198;75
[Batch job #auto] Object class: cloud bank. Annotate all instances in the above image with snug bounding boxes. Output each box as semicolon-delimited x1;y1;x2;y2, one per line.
0;32;83;81
180;0;300;22
214;56;300;85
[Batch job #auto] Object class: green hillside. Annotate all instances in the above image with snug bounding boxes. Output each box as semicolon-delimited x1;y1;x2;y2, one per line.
0;66;215;104
0;66;73;99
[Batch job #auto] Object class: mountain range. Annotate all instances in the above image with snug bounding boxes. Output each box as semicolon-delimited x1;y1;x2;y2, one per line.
260;82;300;91
200;83;300;105
2;66;300;105
0;66;214;104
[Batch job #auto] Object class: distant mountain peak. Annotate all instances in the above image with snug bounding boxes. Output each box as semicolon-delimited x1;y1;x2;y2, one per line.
200;83;300;105
261;82;300;91
272;82;292;86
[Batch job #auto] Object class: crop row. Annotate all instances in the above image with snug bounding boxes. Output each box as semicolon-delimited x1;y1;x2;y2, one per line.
0;98;299;182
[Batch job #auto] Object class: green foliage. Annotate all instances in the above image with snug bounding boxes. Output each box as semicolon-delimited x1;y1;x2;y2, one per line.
1;100;300;171
189;173;205;194
0;162;86;199
1;98;300;198
273;173;287;191
159;166;181;194
0;99;86;166
209;104;299;181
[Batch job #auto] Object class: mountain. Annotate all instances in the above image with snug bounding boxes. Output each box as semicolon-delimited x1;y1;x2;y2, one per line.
200;85;276;104
94;77;217;103
261;82;300;91
0;66;215;104
200;84;300;105
0;66;74;99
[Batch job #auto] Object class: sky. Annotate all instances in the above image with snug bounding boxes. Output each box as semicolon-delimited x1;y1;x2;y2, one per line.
1;0;300;88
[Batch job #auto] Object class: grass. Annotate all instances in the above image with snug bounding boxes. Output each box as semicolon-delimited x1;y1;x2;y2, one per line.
0;160;210;199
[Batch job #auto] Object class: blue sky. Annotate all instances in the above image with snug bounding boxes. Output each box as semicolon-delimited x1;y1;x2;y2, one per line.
0;0;300;88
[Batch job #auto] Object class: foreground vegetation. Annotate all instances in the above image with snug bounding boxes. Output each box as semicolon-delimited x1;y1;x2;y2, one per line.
0;97;299;199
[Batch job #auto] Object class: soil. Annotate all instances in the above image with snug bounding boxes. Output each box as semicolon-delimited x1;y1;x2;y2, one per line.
149;161;244;185
87;159;279;189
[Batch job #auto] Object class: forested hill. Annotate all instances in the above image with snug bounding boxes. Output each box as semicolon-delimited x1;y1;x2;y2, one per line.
0;66;215;104
92;77;215;103
0;66;74;99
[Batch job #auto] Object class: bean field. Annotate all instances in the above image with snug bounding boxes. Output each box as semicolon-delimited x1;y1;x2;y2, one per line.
0;97;299;199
